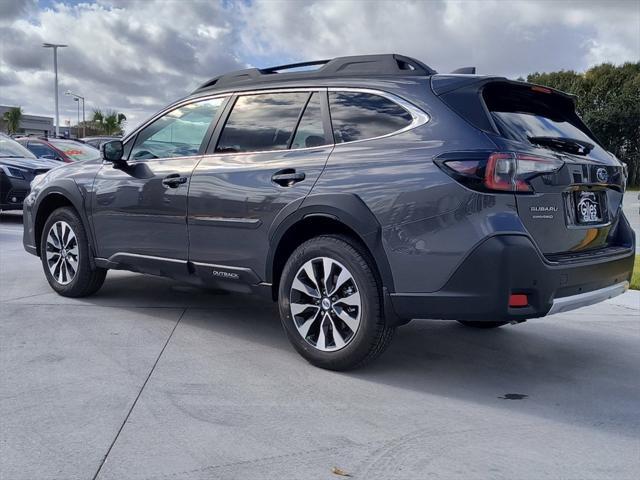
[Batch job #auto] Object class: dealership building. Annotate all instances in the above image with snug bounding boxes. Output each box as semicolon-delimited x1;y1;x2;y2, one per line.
0;106;54;137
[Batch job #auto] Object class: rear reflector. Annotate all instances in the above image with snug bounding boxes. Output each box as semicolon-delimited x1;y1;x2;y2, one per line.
509;294;528;308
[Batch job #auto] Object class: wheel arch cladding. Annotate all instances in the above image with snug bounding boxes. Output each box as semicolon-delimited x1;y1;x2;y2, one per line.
34;182;95;264
267;193;395;300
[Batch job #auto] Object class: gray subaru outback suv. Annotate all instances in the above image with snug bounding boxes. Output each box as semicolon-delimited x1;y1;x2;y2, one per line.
23;54;635;370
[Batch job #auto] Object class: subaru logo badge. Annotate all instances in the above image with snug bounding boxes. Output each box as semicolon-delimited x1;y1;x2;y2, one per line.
596;168;608;183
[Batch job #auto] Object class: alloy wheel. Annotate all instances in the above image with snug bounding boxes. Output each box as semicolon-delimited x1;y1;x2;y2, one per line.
289;257;362;352
45;220;79;285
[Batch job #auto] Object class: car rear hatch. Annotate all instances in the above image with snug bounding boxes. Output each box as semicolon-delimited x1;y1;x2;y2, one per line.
432;76;630;259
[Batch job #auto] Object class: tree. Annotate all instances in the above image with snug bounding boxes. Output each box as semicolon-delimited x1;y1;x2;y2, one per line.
91;108;127;135
3;107;22;135
528;63;640;187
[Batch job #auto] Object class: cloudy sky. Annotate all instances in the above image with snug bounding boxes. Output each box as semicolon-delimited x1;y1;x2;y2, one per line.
1;0;638;132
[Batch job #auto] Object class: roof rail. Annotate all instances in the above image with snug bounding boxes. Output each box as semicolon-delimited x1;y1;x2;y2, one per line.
195;54;437;92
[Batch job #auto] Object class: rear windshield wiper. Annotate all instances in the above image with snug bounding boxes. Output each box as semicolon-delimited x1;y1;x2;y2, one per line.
528;136;595;155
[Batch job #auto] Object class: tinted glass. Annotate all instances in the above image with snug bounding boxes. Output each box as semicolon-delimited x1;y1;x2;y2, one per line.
329;92;412;143
216;92;309;153
0;136;37;159
490;112;595;144
291;93;326;149
484;85;595;144
25;142;56;159
131;98;225;160
48;140;101;161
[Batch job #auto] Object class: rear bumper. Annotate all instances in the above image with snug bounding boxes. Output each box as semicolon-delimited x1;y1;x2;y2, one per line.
390;234;635;322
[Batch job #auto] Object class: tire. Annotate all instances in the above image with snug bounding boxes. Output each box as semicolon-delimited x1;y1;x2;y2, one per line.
457;320;509;329
40;207;106;297
278;234;394;371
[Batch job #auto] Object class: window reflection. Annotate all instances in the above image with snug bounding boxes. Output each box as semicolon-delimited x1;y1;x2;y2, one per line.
130;98;225;160
216;92;309;153
291;93;326;149
329;92;412;143
491;111;594;144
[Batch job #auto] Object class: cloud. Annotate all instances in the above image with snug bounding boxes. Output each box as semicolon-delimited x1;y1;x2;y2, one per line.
240;0;639;76
1;0;244;129
1;0;638;133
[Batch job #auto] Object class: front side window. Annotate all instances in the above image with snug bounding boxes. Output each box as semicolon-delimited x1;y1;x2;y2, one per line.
291;93;327;149
130;98;225;160
216;92;309;153
329;92;413;143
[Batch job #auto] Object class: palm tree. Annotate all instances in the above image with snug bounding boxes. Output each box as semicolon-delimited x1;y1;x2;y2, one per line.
3;107;22;135
92;108;126;135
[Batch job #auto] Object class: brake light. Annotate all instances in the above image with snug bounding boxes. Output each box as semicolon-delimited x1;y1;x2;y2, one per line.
439;152;564;193
531;85;552;94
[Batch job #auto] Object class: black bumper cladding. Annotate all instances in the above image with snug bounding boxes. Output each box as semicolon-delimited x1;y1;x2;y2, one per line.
390;234;635;322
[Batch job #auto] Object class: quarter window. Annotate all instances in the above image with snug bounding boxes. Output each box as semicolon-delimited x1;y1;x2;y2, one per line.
291;93;327;149
216;92;309;153
130;98;225;160
329;92;413;143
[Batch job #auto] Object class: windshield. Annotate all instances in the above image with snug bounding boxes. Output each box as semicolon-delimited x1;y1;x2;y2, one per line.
0;134;37;159
48;140;100;161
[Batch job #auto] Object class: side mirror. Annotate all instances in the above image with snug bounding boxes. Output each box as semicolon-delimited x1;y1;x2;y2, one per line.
101;140;125;165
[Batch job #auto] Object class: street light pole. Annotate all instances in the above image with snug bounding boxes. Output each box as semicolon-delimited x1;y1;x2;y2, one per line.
65;90;86;138
43;43;67;137
74;97;80;138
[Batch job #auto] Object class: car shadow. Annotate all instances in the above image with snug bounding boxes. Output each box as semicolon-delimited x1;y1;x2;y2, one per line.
67;270;639;442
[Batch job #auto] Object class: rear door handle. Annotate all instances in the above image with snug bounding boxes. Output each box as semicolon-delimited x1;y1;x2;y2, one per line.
271;169;305;187
162;173;187;188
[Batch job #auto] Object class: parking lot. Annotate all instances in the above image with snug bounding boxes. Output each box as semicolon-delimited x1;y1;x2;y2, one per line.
1;193;639;480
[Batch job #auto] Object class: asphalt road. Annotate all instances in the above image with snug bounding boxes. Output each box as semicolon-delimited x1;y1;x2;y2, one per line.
1;193;639;480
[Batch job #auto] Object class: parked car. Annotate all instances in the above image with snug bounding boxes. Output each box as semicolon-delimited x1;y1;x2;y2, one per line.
0;133;55;211
22;54;635;370
80;136;121;149
16;137;100;163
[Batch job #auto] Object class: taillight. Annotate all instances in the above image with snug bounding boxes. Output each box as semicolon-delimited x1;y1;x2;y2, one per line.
437;151;564;193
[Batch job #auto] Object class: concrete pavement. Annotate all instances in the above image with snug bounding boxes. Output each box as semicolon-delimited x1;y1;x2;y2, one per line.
1;192;638;479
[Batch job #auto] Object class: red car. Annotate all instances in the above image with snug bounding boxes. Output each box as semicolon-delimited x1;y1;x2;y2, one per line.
16;137;100;163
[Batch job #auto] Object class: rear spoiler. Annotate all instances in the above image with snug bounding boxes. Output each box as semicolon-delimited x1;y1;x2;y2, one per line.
431;75;577;102
431;76;596;147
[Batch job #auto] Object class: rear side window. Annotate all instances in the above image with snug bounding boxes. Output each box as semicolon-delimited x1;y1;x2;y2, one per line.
216;92;309;153
483;83;595;144
329;92;412;143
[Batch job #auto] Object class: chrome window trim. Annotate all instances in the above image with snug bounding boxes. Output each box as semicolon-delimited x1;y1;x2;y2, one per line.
327;87;430;146
202;143;335;158
127;86;430;156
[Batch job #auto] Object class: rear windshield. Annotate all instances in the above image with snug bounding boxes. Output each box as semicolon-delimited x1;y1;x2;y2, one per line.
483;83;595;144
48;140;100;161
0;134;36;159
